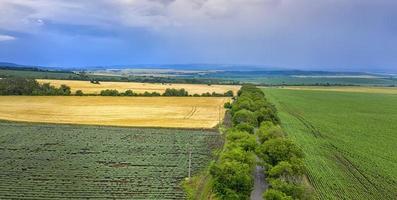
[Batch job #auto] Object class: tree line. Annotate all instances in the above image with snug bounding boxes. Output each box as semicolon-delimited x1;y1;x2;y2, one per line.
0;77;71;95
210;85;310;200
0;78;234;97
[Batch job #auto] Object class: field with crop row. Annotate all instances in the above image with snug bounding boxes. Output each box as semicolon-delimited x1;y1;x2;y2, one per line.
37;79;240;95
272;86;397;94
0;96;230;128
263;88;397;199
0;121;222;199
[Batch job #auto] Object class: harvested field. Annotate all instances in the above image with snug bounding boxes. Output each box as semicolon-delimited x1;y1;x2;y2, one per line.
37;79;241;95
0;96;230;128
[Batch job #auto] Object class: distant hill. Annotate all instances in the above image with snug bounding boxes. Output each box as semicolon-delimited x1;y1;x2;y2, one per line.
0;62;44;71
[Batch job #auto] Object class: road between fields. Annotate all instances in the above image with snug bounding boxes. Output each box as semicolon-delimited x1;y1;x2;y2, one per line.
250;132;268;200
250;164;268;200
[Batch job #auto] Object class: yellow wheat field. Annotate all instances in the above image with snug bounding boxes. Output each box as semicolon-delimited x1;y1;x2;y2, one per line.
37;79;241;95
0;96;231;128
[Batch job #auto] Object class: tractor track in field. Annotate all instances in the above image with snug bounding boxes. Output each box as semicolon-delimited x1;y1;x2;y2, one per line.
184;107;197;119
330;144;393;199
279;101;392;199
279;102;323;138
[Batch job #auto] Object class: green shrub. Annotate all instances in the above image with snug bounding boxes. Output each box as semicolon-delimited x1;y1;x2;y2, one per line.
224;102;232;109
163;88;188;96
123;89;134;96
255;107;280;125
224;90;234;97
75;90;84;96
235;123;254;134
226;131;257;152
100;89;120;96
269;179;307;200
264;189;293;200
210;160;253;200
221;147;256;167
256;138;304;166
232;109;257;126
257;123;284;143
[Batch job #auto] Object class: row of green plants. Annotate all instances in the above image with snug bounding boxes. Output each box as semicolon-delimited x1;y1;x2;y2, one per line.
0;78;234;97
210;84;310;199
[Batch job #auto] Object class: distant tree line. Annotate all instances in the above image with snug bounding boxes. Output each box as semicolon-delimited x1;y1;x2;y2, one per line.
209;85;310;200
0;78;71;95
98;88;234;97
0;78;234;97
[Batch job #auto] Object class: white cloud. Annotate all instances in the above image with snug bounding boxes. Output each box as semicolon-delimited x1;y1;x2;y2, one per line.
0;35;16;41
0;0;277;32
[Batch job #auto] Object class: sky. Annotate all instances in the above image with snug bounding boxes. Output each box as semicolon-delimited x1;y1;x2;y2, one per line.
0;0;396;72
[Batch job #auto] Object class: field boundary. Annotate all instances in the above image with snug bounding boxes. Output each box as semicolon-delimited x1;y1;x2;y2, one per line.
0;119;220;133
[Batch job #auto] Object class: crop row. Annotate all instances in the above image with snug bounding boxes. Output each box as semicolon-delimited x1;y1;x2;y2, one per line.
0;121;222;199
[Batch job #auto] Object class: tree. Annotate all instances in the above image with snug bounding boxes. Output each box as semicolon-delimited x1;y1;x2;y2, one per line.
263;189;292;200
163;88;188;96
224;102;232;109
235;123;254;134
100;89;119;96
255;107;280;125
58;84;71;95
257;123;284;143
0;78;39;95
210;160;253;200
232;109;257;126
268;179;307;200
224;90;234;97
124;90;134;96
75;90;84;96
221;147;256;166
257;138;304;166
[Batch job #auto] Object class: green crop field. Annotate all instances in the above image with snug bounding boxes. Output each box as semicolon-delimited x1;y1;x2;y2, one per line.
263;88;397;199
0;121;222;199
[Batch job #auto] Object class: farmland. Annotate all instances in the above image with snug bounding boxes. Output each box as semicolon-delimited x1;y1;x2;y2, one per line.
0;96;230;128
277;86;397;94
263;87;397;199
37;79;240;95
0;121;222;199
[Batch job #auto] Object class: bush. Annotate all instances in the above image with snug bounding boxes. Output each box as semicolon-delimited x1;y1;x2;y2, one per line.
0;78;72;96
75;90;84;96
256;138;304;166
100;89;120;96
210;160;254;200
221;147;256;167
58;84;71;95
163;88;188;96
224;102;232;109
269;179;307;200
255;107;280;125
263;189;292;200
226;131;257;152
224;90;234;97
123;90;134;96
257;123;284;143
268;159;305;179
232;109;257;126
235;123;254;134
0;78;39;95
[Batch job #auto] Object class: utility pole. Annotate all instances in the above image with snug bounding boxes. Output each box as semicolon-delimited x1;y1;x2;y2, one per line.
188;147;192;179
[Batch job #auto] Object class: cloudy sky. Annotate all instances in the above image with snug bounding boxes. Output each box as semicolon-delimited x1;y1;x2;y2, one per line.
0;0;396;72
